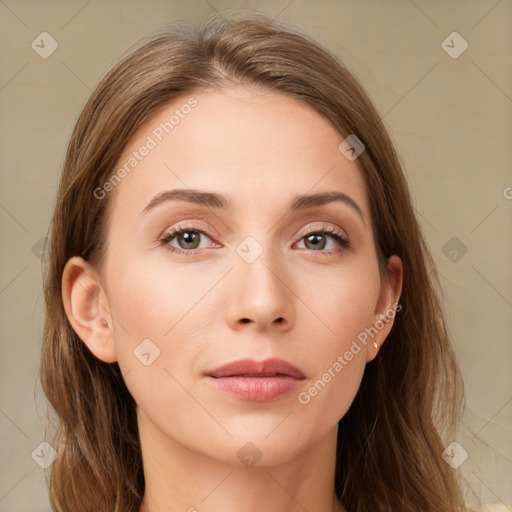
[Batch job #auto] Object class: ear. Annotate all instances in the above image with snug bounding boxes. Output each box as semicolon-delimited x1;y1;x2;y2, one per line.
61;256;117;363
366;255;403;362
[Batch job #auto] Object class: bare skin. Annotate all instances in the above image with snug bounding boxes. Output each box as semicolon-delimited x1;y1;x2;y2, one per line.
62;85;402;512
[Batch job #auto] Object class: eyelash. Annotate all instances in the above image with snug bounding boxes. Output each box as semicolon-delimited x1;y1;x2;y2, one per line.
159;223;351;256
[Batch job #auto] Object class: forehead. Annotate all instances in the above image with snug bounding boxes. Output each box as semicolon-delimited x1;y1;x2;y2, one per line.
106;86;369;225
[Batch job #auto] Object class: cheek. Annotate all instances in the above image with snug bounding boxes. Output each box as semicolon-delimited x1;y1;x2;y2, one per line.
291;259;379;422
104;253;218;396
303;257;380;346
106;266;204;425
108;253;212;345
296;350;366;431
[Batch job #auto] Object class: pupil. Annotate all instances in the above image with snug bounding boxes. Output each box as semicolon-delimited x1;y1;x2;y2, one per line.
307;234;326;250
180;232;199;249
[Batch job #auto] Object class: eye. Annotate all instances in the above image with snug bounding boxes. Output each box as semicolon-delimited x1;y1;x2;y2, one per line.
159;224;217;255
295;225;351;254
159;224;351;255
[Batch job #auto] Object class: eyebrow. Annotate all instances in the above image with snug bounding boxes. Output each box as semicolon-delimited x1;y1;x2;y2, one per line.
141;188;365;224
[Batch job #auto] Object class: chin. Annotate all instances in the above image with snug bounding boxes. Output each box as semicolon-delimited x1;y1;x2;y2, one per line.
215;425;325;468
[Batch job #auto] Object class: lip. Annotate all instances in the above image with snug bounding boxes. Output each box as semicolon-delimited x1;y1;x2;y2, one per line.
205;358;306;402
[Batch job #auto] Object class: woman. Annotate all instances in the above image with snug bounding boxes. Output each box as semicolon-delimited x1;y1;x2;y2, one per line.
40;12;468;512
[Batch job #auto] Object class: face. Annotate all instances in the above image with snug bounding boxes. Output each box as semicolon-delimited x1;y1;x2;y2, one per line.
64;85;402;467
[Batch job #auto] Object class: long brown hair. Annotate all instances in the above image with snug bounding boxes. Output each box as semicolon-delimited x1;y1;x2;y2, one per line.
40;12;467;512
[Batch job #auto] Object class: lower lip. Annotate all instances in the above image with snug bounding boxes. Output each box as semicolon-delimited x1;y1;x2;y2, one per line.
206;376;303;401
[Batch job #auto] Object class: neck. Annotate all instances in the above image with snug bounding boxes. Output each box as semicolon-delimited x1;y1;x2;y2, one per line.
137;410;346;512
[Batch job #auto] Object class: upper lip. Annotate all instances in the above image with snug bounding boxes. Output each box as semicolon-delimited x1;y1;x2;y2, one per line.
206;358;306;379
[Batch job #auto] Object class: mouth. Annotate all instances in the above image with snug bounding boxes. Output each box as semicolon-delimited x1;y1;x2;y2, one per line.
206;358;306;379
205;358;305;402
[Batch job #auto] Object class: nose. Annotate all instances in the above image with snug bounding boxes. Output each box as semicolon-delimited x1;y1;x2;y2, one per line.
224;246;295;332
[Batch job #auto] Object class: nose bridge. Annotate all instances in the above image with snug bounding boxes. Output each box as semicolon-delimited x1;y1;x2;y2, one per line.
236;233;287;298
226;232;294;329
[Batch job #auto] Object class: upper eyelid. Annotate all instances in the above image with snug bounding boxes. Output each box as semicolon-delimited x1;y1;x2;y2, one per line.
295;224;348;239
165;222;213;238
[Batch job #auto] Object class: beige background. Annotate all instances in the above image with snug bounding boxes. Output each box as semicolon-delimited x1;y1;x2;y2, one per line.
0;1;511;510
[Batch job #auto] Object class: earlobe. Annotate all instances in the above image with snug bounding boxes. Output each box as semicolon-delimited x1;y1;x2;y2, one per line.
366;255;403;362
61;256;118;363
